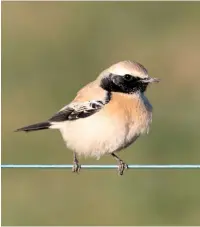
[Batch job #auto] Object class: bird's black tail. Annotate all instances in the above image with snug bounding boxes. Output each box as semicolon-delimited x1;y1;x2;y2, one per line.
15;121;51;132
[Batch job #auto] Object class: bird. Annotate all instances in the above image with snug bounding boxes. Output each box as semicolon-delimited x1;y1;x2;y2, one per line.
15;60;159;175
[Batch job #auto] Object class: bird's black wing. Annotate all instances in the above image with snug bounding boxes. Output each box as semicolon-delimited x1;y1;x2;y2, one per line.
49;100;105;122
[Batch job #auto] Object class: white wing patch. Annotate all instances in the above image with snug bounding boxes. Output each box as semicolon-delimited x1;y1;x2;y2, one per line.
49;100;105;122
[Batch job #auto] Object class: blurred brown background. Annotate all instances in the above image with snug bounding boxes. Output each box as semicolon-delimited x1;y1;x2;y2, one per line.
2;2;200;226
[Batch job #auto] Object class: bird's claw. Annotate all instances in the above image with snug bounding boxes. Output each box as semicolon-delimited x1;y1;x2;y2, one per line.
118;161;128;175
72;162;81;173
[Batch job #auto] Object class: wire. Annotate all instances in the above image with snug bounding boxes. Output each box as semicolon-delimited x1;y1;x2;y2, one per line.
1;164;200;169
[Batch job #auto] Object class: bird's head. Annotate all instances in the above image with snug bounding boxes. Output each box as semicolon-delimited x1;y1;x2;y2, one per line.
99;61;160;93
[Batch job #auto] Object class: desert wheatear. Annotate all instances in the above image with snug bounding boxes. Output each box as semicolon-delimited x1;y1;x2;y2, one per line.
16;61;159;175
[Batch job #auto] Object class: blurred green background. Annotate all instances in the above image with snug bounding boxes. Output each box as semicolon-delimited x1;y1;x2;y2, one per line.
2;2;200;226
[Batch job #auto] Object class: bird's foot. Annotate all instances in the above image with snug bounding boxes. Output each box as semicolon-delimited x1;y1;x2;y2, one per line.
72;162;81;173
118;161;128;176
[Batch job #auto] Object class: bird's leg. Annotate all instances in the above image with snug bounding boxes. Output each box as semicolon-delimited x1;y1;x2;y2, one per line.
111;153;128;175
72;152;81;173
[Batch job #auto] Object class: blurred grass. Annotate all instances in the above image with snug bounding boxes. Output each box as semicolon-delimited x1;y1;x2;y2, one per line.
2;1;200;226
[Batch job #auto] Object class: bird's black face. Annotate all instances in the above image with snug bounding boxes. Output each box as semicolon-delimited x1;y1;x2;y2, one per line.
100;73;150;93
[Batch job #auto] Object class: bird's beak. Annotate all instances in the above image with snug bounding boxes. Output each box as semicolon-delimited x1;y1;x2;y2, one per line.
142;77;160;83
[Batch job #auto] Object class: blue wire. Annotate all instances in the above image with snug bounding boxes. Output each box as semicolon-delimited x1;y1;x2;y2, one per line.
1;164;200;169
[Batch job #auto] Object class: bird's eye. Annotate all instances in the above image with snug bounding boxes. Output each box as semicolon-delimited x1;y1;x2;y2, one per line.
124;74;132;81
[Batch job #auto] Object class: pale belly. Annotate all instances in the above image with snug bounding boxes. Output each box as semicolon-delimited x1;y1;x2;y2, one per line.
54;92;153;158
59;108;151;158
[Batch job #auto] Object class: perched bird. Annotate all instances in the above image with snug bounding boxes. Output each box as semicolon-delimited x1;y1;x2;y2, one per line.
16;61;159;175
